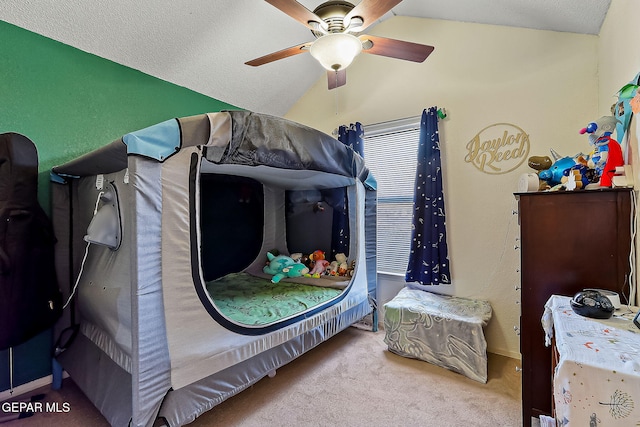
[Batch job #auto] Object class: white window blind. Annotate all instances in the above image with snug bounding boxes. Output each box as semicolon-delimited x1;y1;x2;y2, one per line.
363;117;420;275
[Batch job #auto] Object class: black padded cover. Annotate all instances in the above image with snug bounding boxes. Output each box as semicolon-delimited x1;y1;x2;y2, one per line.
0;132;62;350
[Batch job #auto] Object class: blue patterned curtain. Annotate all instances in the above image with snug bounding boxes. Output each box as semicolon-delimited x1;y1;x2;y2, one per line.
338;122;364;156
331;122;364;258
405;108;451;285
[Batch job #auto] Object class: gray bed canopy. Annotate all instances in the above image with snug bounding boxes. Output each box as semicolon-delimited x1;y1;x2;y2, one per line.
54;111;371;180
51;110;377;426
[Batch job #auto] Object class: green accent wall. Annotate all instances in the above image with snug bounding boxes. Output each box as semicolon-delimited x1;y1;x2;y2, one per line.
0;20;239;392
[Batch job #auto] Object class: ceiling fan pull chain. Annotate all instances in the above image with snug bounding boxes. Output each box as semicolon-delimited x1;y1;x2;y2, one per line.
334;77;339;115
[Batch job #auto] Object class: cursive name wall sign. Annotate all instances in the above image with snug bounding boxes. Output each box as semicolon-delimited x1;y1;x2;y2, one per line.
465;123;530;174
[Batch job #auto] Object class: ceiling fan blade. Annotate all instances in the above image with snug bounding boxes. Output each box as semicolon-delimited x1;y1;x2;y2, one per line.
327;69;346;90
265;0;325;30
245;42;312;66
344;0;402;31
360;35;434;62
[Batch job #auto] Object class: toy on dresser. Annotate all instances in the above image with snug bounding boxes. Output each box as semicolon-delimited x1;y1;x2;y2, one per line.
523;150;592;191
521;115;626;192
580;115;623;187
537;151;581;187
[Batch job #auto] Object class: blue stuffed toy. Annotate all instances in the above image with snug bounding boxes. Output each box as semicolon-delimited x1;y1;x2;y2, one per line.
263;252;309;283
538;155;578;186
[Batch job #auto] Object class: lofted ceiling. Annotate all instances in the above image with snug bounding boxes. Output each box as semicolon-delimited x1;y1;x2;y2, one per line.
0;0;611;117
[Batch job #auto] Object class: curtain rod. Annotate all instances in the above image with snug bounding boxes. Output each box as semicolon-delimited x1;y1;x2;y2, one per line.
331;108;447;137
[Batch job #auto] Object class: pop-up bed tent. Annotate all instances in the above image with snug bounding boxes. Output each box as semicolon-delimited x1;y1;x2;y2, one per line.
50;111;377;427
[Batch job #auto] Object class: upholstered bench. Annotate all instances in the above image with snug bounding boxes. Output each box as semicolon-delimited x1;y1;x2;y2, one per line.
383;287;493;383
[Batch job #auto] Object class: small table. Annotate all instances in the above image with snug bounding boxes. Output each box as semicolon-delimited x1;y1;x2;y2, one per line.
542;295;640;426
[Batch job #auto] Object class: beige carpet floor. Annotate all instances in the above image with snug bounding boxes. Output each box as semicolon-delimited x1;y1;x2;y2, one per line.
2;326;522;426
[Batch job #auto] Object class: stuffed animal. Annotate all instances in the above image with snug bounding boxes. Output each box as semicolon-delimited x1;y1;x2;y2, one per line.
338;263;348;276
307;250;326;270
561;167;585;190
538;154;579;186
305;259;329;278
347;260;356;277
299;254;311;267
334;253;347;264
561;169;583;190
580;116;623;187
560;156;597;190
272;263;309;283
309;250;325;262
327;261;339;276
527;155;552;171
289;252;311;267
526;155;553;190
263;252;295;275
308;259;329;276
263;252;309;283
334;253;349;276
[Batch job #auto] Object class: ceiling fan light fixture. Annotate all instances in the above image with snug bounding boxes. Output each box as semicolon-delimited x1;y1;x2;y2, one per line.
310;33;362;71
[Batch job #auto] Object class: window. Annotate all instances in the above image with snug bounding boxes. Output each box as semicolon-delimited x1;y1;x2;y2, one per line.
363;117;420;275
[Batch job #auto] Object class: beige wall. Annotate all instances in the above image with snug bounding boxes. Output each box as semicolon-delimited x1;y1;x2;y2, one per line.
286;16;600;359
598;0;640;117
599;0;640;304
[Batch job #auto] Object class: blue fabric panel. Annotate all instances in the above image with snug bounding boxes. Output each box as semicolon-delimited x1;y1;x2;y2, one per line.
364;171;377;191
332;123;366;258
405;107;451;286
122;119;181;162
338;123;364;157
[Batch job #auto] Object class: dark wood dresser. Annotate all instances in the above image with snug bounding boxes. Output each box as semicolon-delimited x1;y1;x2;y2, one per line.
515;189;633;426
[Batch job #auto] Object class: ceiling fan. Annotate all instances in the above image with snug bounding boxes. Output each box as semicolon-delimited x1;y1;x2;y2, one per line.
245;0;435;89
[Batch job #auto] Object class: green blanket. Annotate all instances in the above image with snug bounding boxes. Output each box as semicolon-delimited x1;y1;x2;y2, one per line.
206;272;342;326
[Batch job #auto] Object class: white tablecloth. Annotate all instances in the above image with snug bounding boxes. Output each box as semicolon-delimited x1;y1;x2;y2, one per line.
542;295;640;426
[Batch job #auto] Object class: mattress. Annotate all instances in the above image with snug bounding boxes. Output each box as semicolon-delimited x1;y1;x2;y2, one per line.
206;272;343;326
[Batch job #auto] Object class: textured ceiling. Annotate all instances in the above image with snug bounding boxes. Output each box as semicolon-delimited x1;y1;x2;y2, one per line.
0;0;611;116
